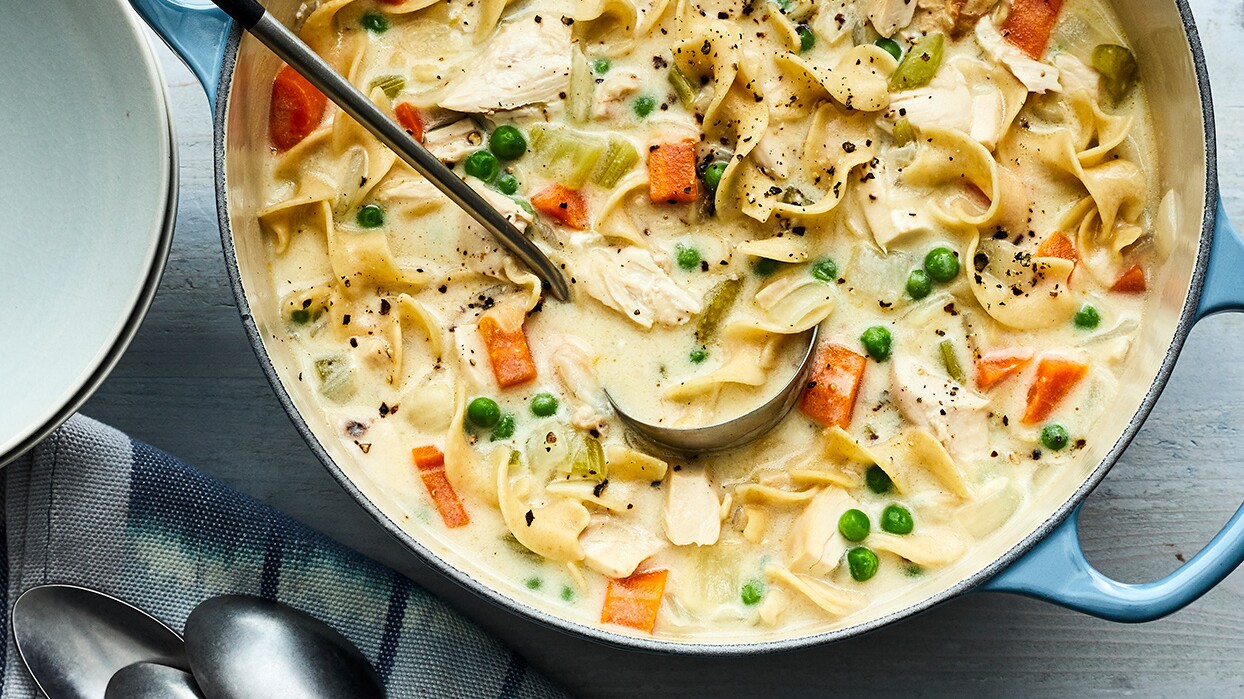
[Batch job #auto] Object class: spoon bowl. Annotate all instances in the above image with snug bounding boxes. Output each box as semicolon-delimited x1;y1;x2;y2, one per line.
606;325;820;453
184;594;384;699
12;584;189;699
105;662;204;699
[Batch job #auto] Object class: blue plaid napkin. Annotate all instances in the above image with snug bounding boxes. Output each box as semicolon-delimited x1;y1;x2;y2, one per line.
2;415;567;698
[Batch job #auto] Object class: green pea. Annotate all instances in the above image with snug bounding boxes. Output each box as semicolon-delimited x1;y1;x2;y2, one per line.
797;25;816;53
865;465;892;494
495;173;519;195
1041;424;1070;451
753;258;780;277
560;585;575;601
689;347;709;364
592;57;612;75
810;257;838;282
490;413;516;441
906;269;932;299
1074;304;1101;329
875;37;902;61
703;161;727;193
880;504;914;535
838;509;871;543
860;326;892;362
466;397;501;429
464;149;500;181
530;392;559;417
361;11;389;33
290;309;311;325
675;243;702;271
924;246;960;282
740;579;765;606
356;203;385;228
489;125;527;160
633;94;657;118
847;547;879;581
524;576;542;590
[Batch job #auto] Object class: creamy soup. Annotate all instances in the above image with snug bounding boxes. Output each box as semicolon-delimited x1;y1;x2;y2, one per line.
259;0;1158;639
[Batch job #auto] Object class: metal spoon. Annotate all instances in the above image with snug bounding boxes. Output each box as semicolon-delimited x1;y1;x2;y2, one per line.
606;325;820;453
106;663;205;699
12;584;190;699
207;0;570;302
184;594;384;699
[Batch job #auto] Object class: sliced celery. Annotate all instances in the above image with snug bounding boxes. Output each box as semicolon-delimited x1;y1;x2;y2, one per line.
696;278;743;344
368;74;406;99
938;340;965;384
892;118;916;145
592;137;640;187
889;34;944;91
567;46;594;124
531;124;607;188
314;356;356;402
668;66;698;108
568;434;607;480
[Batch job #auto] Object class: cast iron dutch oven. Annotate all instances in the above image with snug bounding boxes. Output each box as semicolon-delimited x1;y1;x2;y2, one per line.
129;0;1244;653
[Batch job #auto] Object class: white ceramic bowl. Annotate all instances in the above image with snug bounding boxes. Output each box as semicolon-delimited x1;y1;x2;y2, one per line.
0;0;176;464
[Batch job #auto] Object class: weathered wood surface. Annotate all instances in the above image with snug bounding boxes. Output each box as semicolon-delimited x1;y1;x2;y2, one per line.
84;2;1244;695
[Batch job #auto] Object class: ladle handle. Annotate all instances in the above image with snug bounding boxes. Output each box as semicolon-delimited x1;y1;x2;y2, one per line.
212;1;571;301
981;199;1244;621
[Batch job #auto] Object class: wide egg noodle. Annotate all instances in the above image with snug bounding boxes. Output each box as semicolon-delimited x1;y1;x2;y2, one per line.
966;234;1079;330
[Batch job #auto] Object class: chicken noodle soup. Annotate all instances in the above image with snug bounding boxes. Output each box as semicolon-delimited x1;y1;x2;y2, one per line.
260;0;1157;638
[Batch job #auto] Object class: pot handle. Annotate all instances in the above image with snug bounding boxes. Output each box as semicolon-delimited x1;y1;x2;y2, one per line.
981;200;1244;621
128;0;233;107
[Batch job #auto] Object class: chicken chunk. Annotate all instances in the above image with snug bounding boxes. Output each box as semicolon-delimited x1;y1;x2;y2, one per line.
592;69;642;119
886;57;1015;150
662;466;721;546
890;354;990;464
867;0;919;36
580;517;666;578
424;119;486;164
855;159;941;251
975;16;1061;93
438;16;572;113
787;487;859;576
574;242;701;328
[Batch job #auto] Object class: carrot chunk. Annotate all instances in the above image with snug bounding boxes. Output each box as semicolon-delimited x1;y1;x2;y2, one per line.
1110;264;1147;293
410;446;469;528
647;139;699;204
799;344;867;429
478;306;538;388
1022;357;1087;425
1035;232;1078;262
269;65;327;152
531;184;589;230
1001;0;1063;60
395;102;425;143
976;349;1034;390
602;569;669;633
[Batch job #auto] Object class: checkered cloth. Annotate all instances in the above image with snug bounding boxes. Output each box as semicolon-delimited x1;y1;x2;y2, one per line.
2;415;566;698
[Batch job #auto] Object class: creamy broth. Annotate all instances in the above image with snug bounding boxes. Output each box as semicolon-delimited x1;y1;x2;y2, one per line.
259;0;1158;640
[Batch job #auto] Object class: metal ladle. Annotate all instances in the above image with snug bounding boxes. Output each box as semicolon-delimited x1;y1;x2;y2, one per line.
606;325;820;453
207;0;570;302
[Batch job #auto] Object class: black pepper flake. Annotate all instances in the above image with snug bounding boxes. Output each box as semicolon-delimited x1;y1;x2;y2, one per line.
524;510;535;526
345;420;368;437
379;299;391;315
560;15;574;24
1032;449;1042;460
349;338;358;348
355;442;371;454
593;480;609;497
342;314;351;325
438;285;448;293
379;402;390;417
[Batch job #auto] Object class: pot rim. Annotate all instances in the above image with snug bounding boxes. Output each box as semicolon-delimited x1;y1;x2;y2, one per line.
212;0;1219;655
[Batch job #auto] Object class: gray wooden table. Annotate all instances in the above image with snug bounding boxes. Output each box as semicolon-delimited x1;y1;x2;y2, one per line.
83;2;1244;695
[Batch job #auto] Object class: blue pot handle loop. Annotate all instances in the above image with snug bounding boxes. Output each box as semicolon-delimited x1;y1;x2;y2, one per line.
983;200;1244;621
128;0;232;107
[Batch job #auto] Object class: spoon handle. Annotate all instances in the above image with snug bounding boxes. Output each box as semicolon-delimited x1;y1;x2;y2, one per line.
210;0;571;302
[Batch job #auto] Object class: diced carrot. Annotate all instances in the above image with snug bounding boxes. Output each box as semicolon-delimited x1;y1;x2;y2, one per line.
411;445;445;470
1110;264;1147;293
269;65;327;152
799;344;867;429
1036;232;1078;262
1001;0;1063;60
975;348;1034;390
531;184;589;230
1022;357;1087;425
647;139;699;204
410;446;469;528
478;306;538;388
395;102;425;143
601;569;669;633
